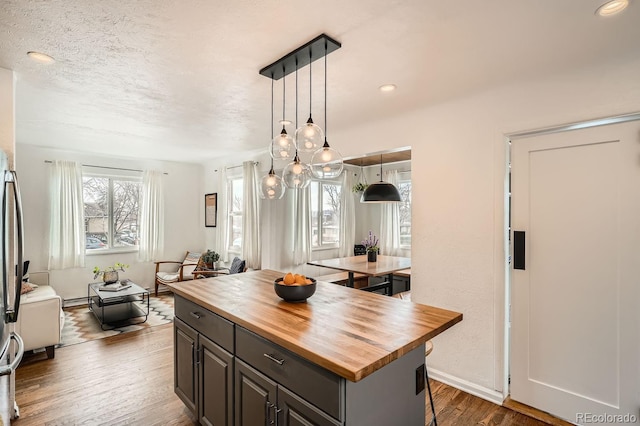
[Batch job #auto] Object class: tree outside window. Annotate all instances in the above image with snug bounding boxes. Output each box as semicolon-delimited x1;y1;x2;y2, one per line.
310;181;341;248
83;176;141;251
228;177;243;253
398;179;411;248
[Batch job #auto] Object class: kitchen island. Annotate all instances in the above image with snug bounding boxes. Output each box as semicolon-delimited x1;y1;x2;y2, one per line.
168;269;462;426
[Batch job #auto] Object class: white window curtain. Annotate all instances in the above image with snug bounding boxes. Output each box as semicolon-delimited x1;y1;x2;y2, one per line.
138;170;165;262
338;169;356;257
48;160;85;270
242;161;261;269
216;167;229;263
380;169;401;256
284;186;311;266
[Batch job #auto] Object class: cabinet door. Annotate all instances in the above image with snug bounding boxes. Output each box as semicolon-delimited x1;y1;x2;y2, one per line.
277;386;341;426
199;335;234;426
235;360;277;426
174;318;198;414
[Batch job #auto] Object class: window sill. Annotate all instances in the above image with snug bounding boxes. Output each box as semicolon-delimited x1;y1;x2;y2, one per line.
86;248;139;256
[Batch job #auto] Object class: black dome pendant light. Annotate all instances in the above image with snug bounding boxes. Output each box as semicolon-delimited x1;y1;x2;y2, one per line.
361;155;402;203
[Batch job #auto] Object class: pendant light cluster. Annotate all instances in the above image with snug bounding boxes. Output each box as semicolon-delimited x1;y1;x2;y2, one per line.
259;34;343;199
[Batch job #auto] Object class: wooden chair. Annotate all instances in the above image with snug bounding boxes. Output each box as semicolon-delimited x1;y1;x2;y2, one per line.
154;251;201;296
192;256;247;279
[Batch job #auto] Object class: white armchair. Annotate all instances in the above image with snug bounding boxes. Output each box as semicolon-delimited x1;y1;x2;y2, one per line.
15;271;64;359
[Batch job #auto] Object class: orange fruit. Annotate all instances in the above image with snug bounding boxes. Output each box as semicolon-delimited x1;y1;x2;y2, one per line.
283;272;295;285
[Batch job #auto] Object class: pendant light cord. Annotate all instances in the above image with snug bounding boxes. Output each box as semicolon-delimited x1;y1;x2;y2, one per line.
324;40;328;137
282;65;286;128
270;73;274;169
309;49;313;118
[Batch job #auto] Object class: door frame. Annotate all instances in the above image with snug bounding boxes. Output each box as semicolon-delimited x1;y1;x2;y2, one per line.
502;111;640;401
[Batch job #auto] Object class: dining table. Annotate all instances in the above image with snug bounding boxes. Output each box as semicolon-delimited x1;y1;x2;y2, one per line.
307;254;411;293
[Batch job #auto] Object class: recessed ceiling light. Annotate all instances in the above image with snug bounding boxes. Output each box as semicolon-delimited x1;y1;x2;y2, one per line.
27;51;55;64
379;84;397;92
596;0;629;16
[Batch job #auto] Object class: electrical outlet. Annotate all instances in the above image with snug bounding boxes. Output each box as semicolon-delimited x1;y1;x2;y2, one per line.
416;364;425;395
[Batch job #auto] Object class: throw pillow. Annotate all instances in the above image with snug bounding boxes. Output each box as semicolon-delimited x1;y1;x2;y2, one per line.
20;282;35;295
229;257;246;274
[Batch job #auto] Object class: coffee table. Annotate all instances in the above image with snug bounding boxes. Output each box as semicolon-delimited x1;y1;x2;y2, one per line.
87;281;150;330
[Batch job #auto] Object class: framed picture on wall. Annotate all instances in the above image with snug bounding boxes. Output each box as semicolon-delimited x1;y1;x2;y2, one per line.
205;193;217;227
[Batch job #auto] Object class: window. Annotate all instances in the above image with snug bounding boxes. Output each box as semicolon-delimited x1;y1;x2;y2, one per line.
310;181;341;248
83;175;141;252
228;177;243;253
398;174;411;248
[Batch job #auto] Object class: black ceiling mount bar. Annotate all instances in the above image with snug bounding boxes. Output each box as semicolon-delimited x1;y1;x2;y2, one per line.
259;34;341;80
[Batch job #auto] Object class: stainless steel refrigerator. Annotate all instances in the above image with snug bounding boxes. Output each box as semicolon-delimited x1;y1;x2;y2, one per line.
0;149;25;422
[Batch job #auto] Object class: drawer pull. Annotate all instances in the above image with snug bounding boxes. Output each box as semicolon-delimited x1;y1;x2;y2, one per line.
190;311;202;319
263;353;285;365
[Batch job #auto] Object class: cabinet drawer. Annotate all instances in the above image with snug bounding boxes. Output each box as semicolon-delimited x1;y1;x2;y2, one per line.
236;327;343;421
175;295;234;353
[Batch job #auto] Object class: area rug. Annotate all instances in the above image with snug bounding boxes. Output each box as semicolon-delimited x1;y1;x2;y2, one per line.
58;293;174;347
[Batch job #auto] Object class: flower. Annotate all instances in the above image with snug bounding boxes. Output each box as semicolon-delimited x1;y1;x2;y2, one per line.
93;262;129;280
362;230;379;253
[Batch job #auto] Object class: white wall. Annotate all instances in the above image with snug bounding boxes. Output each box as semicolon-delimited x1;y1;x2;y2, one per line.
330;57;640;401
16;144;205;301
0;68;14;164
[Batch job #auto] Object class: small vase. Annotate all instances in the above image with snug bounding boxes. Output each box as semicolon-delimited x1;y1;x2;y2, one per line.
103;270;119;284
367;251;377;262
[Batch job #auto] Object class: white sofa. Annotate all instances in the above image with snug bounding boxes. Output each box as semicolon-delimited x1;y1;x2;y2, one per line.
15;271;64;359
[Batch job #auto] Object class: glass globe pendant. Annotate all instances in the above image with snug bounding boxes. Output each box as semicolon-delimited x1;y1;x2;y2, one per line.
271;71;295;161
260;165;285;199
261;76;285;200
282;154;311;189
311;139;343;179
296;50;324;153
271;127;295;160
310;40;343;179
295;116;324;154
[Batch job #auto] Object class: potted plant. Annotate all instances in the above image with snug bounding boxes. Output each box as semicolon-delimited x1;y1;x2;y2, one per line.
202;250;220;269
362;231;379;262
352;182;369;194
93;262;129;284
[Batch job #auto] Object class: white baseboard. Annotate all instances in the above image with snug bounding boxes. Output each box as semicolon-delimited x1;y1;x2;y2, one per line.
427;367;506;406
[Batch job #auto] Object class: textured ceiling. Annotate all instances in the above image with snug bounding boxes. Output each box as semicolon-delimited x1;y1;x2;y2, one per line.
1;0;639;163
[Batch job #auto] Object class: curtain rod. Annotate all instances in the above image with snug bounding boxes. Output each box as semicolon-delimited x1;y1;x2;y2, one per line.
215;161;259;172
44;160;168;175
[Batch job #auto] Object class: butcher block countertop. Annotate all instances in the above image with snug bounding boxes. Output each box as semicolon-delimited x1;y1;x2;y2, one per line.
168;269;462;382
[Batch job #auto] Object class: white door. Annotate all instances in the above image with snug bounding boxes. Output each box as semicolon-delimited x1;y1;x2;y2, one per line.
510;120;640;424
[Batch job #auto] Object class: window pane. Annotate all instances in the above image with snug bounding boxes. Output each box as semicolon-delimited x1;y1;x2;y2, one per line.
228;177;244;252
83;177;109;250
310;182;319;247
83;176;141;252
113;180;140;248
398;181;411;246
322;184;341;245
310;181;342;248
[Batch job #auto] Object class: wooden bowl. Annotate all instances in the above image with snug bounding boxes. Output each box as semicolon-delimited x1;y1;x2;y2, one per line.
274;278;317;302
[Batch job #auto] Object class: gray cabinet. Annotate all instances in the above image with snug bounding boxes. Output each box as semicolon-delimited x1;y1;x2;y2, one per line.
234;359;277;426
200;334;234;426
174;317;198;414
235;359;340;426
174;309;234;426
174;295;426;426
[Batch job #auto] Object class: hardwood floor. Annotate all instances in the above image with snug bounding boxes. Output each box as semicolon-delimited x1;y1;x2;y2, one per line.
15;323;551;425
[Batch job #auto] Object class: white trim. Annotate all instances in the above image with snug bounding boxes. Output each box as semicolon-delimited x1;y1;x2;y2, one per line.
428;367;506;406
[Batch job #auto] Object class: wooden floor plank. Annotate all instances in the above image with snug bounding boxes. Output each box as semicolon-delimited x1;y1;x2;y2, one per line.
15;323;556;425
